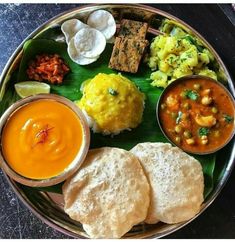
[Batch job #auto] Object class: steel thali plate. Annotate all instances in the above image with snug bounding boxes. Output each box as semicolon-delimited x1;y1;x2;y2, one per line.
0;4;235;239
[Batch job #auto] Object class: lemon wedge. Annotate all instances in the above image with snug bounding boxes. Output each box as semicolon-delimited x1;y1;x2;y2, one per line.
14;81;50;98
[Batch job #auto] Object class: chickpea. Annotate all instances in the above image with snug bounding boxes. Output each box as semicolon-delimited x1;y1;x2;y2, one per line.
183;130;192;138
183;102;190;110
202;89;211;96
201;96;213;105
201;135;208;140
175;125;182;133
161;103;166;110
186;138;195;145
193;83;201;90
166;95;178;107
211;107;218;114
175;136;181;143
201;139;208;145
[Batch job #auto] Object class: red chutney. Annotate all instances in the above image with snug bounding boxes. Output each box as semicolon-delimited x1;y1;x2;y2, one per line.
159;78;235;153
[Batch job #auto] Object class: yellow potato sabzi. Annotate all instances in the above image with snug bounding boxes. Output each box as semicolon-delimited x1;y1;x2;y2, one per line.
148;24;220;88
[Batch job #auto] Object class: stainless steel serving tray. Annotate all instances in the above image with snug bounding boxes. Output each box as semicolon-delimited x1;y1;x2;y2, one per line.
1;4;235;239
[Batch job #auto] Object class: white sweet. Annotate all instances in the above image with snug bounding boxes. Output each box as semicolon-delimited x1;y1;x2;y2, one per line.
87;10;116;40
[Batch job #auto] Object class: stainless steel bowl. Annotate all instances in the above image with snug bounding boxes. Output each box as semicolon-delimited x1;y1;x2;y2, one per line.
0;4;235;239
156;75;235;155
0;94;90;187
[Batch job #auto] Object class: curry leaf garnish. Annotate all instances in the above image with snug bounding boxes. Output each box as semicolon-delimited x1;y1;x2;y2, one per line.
224;114;234;123
198;127;210;137
185;89;199;101
168;56;174;64
181;58;187;62
108;88;118;96
183;35;204;52
176;111;183;124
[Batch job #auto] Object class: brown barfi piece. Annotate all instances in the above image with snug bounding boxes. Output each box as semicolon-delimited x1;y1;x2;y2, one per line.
109;37;148;73
118;19;148;40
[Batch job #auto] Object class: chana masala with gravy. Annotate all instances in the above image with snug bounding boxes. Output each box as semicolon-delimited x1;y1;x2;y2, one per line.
159;77;235;153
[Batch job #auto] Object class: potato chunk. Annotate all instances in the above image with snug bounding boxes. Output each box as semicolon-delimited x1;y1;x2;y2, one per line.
195;114;216;127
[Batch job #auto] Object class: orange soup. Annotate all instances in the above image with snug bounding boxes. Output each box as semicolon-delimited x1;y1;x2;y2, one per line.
1;99;84;179
159;78;235;154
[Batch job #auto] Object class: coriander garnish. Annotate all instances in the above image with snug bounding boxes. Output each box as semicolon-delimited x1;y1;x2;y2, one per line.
198;127;210;137
185;89;199;101
224;114;234;123
108;88;118;96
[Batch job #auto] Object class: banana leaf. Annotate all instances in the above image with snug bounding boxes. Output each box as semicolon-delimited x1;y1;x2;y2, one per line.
1;39;217;198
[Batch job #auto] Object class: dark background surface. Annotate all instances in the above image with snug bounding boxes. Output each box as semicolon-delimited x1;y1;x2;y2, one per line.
0;3;235;239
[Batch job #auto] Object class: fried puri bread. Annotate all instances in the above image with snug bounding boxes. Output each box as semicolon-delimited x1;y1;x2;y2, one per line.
130;142;204;224
62;147;150;238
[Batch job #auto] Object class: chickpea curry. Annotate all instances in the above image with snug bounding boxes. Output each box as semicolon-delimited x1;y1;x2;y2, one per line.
159;77;235;153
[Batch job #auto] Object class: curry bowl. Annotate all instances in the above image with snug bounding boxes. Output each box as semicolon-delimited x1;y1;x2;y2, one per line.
157;75;235;155
0;94;90;187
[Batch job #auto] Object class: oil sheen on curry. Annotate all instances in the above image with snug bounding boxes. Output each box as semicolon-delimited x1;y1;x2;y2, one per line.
1;99;83;179
159;78;235;153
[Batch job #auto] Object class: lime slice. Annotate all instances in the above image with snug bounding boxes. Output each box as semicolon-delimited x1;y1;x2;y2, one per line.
14;81;50;98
